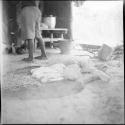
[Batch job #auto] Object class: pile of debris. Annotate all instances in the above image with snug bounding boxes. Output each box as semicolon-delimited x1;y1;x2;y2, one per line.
111;45;124;60
31;44;123;85
31;58;110;85
98;44;124;61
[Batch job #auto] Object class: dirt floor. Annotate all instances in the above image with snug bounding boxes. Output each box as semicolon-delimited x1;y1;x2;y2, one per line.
1;48;124;124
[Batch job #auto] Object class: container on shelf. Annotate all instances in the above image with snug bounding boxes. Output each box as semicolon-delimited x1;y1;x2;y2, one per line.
43;15;56;29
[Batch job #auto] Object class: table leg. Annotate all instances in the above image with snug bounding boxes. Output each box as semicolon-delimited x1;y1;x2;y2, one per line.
61;33;64;39
50;33;53;48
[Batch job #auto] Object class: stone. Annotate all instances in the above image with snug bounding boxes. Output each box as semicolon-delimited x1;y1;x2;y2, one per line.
93;69;110;82
98;44;113;61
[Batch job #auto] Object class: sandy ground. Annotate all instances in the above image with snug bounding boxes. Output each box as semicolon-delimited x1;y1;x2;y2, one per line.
1;49;124;124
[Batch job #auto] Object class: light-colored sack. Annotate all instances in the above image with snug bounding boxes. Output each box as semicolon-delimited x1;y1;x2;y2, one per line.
98;44;113;61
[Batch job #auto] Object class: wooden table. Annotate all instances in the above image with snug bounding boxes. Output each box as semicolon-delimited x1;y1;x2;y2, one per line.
40;28;68;48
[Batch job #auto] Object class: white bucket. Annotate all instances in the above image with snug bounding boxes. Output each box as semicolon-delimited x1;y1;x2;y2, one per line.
43;15;56;29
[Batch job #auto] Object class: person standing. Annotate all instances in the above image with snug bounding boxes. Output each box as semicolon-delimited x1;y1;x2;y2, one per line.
17;0;47;61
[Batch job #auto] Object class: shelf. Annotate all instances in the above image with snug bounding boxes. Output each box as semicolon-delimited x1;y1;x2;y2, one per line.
42;38;64;42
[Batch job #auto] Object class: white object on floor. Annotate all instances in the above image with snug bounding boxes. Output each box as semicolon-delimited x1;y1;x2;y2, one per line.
63;64;82;81
98;44;113;61
31;63;66;83
31;59;111;84
92;69;110;82
77;58;96;73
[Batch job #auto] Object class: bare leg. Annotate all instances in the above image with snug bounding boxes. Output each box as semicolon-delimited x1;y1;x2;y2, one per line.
35;37;47;60
22;39;34;61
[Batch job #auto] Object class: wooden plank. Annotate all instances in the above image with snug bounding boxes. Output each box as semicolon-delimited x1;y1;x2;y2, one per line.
40;28;68;31
42;38;64;42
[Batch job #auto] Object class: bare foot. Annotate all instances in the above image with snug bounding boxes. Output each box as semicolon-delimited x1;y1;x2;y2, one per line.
22;57;33;62
35;56;47;60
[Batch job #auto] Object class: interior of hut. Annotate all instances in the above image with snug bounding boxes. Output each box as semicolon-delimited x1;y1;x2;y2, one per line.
1;0;124;124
